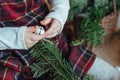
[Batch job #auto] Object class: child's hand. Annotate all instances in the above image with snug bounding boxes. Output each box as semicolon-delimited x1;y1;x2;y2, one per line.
24;25;45;48
40;18;62;38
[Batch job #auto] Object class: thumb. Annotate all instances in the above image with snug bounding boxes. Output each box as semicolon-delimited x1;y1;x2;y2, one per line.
40;18;52;25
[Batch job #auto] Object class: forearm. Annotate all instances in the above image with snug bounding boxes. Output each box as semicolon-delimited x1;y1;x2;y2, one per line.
46;0;70;32
0;27;27;50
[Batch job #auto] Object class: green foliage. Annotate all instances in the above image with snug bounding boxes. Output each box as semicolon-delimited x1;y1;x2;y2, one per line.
70;0;120;46
30;40;78;80
78;6;106;46
83;75;95;80
68;0;87;20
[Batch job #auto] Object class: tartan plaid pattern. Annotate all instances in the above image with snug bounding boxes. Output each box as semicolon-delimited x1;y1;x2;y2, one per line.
56;35;96;79
0;50;34;80
0;0;49;80
0;0;49;27
0;51;33;80
69;46;96;77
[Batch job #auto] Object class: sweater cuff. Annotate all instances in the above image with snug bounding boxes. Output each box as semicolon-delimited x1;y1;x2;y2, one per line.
18;26;27;49
0;26;27;50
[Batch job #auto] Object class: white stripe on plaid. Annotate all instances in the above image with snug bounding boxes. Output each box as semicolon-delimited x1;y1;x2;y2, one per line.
14;50;29;67
25;13;40;25
3;68;8;80
73;47;88;71
23;0;27;14
80;51;94;77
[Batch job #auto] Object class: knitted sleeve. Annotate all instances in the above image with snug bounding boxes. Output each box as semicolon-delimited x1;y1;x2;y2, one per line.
46;0;70;33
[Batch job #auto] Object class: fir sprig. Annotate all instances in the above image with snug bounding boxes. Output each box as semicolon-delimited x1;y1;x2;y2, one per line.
30;40;78;80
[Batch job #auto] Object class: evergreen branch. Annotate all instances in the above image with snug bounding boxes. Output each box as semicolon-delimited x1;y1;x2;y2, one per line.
34;45;66;79
30;40;78;80
41;40;75;79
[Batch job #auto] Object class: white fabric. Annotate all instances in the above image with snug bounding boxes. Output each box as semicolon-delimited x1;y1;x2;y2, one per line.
0;27;27;50
87;57;120;80
0;0;70;50
115;66;120;72
46;0;70;33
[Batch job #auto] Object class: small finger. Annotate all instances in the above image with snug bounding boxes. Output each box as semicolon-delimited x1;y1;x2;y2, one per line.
27;25;38;32
40;18;52;25
30;34;46;41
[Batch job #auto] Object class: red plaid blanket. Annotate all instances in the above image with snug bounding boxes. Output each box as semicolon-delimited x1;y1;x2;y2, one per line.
0;0;49;27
